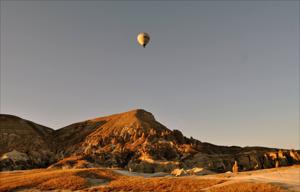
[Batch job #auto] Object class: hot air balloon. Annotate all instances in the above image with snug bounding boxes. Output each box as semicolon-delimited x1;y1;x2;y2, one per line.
137;32;150;48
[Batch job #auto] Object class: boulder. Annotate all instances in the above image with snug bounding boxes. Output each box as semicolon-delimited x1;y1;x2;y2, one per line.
171;168;187;177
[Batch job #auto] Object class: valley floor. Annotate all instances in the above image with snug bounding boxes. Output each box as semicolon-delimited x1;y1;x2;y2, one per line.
0;165;299;192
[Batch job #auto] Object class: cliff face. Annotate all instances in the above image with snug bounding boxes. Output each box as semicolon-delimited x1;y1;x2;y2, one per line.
1;110;299;172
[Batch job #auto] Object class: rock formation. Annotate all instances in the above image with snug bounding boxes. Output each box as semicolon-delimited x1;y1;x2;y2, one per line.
1;109;299;172
232;161;238;173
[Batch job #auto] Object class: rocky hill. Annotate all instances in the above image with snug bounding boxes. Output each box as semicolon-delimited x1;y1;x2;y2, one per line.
1;109;299;172
0;114;56;170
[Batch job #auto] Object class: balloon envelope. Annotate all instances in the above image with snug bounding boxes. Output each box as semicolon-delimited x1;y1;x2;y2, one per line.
137;32;150;47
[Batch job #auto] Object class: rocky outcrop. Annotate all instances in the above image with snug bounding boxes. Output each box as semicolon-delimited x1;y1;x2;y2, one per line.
171;167;214;176
0;150;31;171
1;109;299;172
47;156;95;169
232;161;238;173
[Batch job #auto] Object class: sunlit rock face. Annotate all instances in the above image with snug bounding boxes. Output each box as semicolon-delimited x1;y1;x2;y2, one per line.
1;110;299;172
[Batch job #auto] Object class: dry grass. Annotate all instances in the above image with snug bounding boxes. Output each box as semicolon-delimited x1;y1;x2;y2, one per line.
91;177;225;192
0;168;291;192
0;169;224;192
208;182;287;192
37;174;87;190
0;168;119;192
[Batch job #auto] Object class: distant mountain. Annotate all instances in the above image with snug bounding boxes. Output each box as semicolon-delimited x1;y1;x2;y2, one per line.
1;109;299;172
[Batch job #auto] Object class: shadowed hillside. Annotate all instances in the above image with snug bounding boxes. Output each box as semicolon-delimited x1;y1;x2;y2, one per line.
0;114;56;170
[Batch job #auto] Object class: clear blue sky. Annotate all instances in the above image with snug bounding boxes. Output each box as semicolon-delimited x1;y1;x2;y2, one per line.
0;0;299;149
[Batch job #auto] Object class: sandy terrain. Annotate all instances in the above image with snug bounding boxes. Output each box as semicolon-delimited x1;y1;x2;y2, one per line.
113;169;171;177
201;165;300;191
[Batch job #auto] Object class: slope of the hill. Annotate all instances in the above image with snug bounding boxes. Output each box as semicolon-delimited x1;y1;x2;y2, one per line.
0;114;56;170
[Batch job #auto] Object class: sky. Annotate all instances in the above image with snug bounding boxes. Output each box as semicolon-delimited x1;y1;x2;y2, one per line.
0;0;299;149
